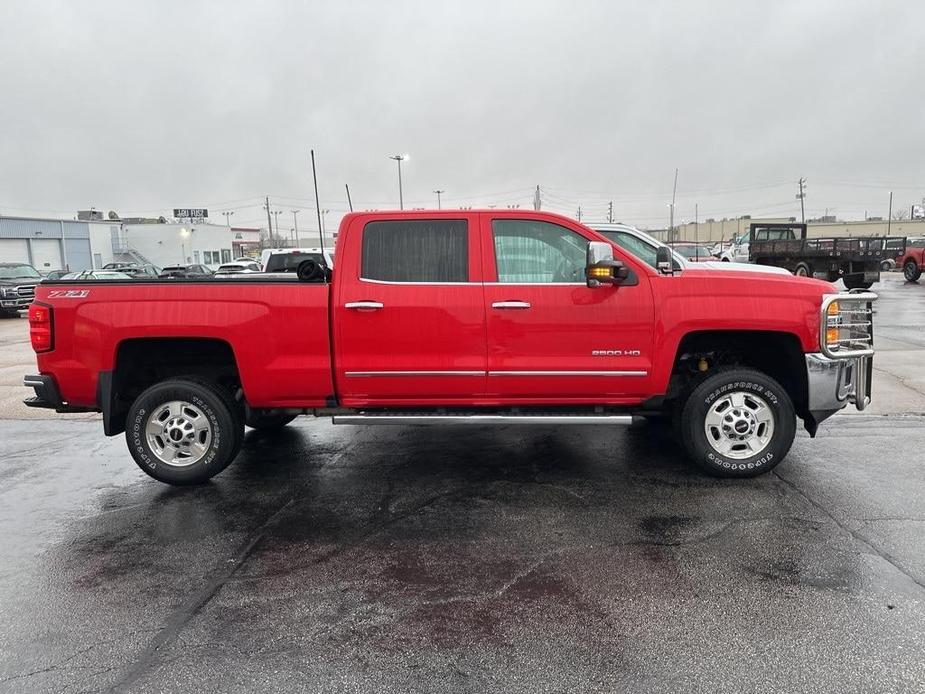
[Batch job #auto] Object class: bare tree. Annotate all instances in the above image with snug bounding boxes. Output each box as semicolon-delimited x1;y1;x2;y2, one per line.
892;208;909;221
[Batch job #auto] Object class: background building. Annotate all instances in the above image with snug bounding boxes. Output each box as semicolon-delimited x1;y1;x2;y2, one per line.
0;216;118;272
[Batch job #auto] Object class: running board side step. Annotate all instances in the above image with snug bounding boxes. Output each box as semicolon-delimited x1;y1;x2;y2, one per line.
332;414;638;425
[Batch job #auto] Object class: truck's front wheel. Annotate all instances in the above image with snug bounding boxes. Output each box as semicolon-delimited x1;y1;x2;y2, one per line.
679;369;795;478
125;379;244;485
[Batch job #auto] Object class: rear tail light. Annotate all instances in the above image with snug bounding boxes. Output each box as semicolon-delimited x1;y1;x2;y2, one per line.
28;303;54;353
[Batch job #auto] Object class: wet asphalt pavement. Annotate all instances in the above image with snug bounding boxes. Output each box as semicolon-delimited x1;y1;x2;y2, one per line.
1;278;925;693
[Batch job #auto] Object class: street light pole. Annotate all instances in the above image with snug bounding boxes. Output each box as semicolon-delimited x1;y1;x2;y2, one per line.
222;211;234;226
388;154;408;209
433;189;445;209
291;210;300;244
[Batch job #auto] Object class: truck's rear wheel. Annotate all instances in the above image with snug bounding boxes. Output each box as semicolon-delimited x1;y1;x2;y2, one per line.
793;262;811;277
904;260;921;282
679;368;795;478
125;379;243;485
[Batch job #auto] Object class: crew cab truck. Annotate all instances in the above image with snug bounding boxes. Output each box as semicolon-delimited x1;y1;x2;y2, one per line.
24;210;876;485
747;222;905;290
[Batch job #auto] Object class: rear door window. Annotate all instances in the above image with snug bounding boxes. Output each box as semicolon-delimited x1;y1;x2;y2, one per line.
361;220;468;282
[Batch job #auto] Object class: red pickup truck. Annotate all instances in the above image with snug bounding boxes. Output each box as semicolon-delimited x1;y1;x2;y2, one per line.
898;237;925;282
24;210;876;484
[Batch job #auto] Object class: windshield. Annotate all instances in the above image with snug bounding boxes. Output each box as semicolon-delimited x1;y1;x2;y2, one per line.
265;252;326;273
0;265;41;279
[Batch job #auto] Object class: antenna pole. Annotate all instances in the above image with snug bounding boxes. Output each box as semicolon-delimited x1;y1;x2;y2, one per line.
345;184;354;212
311;149;324;252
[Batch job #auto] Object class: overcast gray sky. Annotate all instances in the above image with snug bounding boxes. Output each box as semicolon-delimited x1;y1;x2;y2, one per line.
1;0;923;231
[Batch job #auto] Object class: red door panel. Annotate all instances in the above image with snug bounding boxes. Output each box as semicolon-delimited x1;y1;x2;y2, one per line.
479;214;656;403
333;214;487;405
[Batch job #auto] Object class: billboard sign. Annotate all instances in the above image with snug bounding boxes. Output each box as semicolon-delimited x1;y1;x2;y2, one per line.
173;208;208;219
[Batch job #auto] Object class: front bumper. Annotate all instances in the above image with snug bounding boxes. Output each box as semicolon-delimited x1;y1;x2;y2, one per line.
1;296;32;309
804;352;872;435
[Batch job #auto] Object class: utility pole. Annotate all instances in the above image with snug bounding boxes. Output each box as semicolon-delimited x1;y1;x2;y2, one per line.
321;209;331;237
669;168;678;243
608;200;613;223
577;205;582;222
264;196;274;246
388;154;408;209
533;185;541;211
222;211;234;226
271;210;282;244
433;189;445;209
291;210;300;244
887;191;893;235
796;177;807;223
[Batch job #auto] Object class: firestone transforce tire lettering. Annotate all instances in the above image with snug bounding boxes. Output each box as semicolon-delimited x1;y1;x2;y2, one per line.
679;368;796;478
125;379;243;485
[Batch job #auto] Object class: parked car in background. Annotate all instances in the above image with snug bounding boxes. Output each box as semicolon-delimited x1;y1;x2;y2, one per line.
0;262;41;317
158;264;214;279
44;270;69;280
897;237;925;282
262;248;335;273
718;232;751;262
59;271;133;280
589;224;791;275
670;243;713;262
216;261;261;274
103;262;161;278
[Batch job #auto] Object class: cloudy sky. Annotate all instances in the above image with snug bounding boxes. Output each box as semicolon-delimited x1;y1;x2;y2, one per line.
1;0;923;232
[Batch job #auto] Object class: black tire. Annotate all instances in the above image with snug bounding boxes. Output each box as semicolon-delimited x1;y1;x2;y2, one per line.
679;368;796;478
880;260;893;272
793;262;811;277
843;276;873;290
245;411;297;430
904;260;921;283
125;378;244;485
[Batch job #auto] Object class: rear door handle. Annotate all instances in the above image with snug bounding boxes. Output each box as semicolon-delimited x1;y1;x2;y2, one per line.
345;301;384;310
492;301;531;309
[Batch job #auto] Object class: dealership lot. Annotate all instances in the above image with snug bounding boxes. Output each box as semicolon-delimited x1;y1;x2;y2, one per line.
1;274;924;692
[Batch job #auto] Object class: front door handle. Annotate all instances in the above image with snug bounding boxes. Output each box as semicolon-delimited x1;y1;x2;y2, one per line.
345;301;384;310
492;301;531;310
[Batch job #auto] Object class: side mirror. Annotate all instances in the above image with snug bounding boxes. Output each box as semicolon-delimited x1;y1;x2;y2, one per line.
586;241;629;288
656;246;674;275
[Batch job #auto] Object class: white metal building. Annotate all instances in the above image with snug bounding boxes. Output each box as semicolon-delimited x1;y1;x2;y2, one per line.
0;216;118;272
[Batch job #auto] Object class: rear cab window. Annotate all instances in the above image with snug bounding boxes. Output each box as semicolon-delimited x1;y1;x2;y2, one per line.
361;219;469;282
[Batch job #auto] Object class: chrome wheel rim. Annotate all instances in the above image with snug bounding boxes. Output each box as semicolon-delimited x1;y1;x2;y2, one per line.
704;391;774;460
145;400;213;467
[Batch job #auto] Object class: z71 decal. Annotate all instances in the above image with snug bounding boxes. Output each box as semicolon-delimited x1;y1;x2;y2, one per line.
47;290;90;299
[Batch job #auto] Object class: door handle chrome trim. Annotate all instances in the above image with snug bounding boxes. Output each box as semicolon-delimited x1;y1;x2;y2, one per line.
491;301;531;309
344;301;384;310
